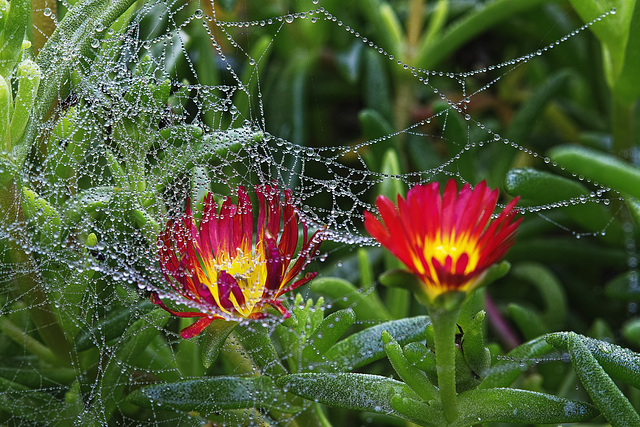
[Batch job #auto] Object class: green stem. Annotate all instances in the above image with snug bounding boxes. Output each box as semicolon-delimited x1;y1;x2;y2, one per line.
0;316;58;364
431;304;462;423
611;94;634;159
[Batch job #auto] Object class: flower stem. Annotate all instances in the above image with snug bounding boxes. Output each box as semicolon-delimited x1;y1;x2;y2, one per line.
431;304;462;423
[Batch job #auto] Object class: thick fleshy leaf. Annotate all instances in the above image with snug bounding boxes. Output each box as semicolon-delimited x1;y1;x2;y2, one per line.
200;319;238;368
323;315;430;370
382;331;437;402
128;376;295;413
479;335;554;389
277;373;417;416
454;388;598;425
566;332;640;426
301;308;356;364
548;145;640;200
460;310;491;378
235;323;287;377
546;332;640;391
505;167;622;242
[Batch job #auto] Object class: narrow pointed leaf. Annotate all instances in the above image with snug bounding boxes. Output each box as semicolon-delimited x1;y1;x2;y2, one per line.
547;332;640;391
382;331;437;402
200;319;238;368
566;332;640;426
549;145;640;200
479;335;554;389
277;373;417;416
128;376;295;413
302;308;355;363
324;315;430;370
455;388;598;425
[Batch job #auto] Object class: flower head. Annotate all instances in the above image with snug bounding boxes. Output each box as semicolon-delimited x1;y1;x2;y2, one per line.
364;180;521;303
152;184;324;338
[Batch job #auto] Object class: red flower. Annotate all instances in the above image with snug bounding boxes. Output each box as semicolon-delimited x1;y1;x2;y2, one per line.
152;184;324;338
364;180;521;302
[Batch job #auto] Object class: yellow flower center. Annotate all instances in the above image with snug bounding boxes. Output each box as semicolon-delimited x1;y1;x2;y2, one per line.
194;244;269;318
423;231;481;277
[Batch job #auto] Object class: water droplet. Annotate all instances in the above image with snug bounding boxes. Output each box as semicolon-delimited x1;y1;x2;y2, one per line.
285;14;294;23
43;7;52;17
194;9;204;19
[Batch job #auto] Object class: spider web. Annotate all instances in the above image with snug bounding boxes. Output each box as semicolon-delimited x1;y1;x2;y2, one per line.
0;0;629;425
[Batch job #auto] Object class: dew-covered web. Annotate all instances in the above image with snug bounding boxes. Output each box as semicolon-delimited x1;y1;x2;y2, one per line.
0;0;630;425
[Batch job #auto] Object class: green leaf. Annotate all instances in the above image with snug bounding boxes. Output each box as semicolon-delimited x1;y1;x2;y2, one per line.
22;0;138;166
74;300;155;352
566;332;640;426
277;373;417;415
455;387;598;425
235;323;286;377
390;395;444;426
273;295;326;373
568;0;640;103
0;366;75;389
508;237;627;267
546;332;640;391
0;0;28;77
513;263;567;329
302;308;356;364
200;319;238;369
622;318;640;347
323;315;430;370
0;377;65;424
310;277;391;321
548;145;640;200
613;2;640;104
0;75;10;148
479;335;554;389
378;148;407;203
382;331;438;402
461;310;491;378
9;60;41;147
358;108;396;171
415;0;550;70
507;303;547;341
363;48;392;120
128;376;295;413
402;341;436;382
358;0;403;57
604;270;640;301
96;308;170;421
505;167;621;240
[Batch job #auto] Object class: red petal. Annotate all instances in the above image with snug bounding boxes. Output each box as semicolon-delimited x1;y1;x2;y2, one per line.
263;231;284;292
150;292;208;318
218;270;245;310
180;316;216;339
